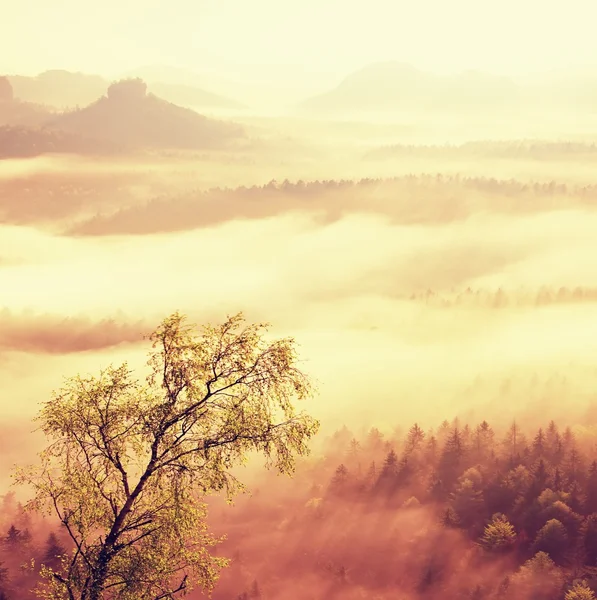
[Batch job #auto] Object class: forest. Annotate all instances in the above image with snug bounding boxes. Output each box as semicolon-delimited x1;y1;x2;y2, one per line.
4;415;597;599
4;9;597;598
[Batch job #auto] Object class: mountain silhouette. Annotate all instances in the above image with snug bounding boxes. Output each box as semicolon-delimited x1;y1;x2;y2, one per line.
298;61;521;117
46;78;246;150
8;70;107;109
8;69;244;111
123;65;246;108
0;75;54;127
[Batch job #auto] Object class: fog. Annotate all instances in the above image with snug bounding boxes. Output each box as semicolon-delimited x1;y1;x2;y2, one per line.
4;12;597;596
3;154;597;436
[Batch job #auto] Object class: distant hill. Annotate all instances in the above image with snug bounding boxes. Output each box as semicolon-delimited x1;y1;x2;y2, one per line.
123;65;246;108
124;65;216;87
298;62;523;117
0;75;55;127
46;78;246;150
8;69;246;111
8;70;108;109
124;64;330;111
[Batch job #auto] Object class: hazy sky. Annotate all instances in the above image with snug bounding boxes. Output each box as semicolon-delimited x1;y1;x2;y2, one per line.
2;0;597;81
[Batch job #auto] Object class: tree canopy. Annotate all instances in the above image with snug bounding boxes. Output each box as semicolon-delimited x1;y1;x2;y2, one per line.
16;311;319;600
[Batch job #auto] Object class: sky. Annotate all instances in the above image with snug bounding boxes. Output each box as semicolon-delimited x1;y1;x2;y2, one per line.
2;0;597;83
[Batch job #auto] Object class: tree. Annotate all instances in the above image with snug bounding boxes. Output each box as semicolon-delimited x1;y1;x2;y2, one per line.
450;477;483;528
3;524;22;547
528;459;550;501
16;312;319;600
472;421;494;461
43;532;66;570
329;464;349;495
533;428;546;458
366;428;384;451
585;462;597;514
479;514;516;552
106;78;148;103
438;427;466;489
566;447;585;487
441;506;460;527
375;449;398;493
405;423;425;452
425;434;438;464
503;421;524;459
511;552;563;600
566;581;596;600
580;514;597;565
533;519;569;563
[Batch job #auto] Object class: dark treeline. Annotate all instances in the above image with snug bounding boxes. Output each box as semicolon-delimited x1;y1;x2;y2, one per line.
407;286;597;309
209;417;597;600
4;172;597;231
0;492;68;600
69;174;597;236
0;170;149;225
3;417;597;598
367;140;597;160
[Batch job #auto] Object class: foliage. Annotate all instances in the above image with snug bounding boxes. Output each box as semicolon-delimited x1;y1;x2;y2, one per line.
566;581;597;600
479;514;516;551
15;312;319;600
106;79;148;103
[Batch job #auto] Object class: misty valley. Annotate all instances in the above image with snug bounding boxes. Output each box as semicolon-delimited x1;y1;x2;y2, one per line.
2;46;597;600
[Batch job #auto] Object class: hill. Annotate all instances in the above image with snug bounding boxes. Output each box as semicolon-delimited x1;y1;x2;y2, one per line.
298;62;522;117
8;69;245;111
46;78;246;151
0;75;55;127
123;65;246;108
8;70;108;109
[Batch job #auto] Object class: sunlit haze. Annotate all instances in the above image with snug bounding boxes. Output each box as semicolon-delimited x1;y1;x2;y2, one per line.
3;4;597;599
3;0;597;99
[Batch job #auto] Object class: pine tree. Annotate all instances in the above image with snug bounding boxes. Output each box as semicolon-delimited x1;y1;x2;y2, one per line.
395;452;414;488
450;477;484;528
348;438;361;475
438;427;466;488
580;514;597;566
329;464;349;495
375;450;398;494
565;581;596;600
532;428;546;457
426;435;438;464
406;423;425;452
473;421;495;461
43;532;66;569
566;447;585;488
586;462;597;514
4;525;21;547
527;459;549;501
365;461;376;488
479;514;516;552
533;519;569;563
553;467;563;491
